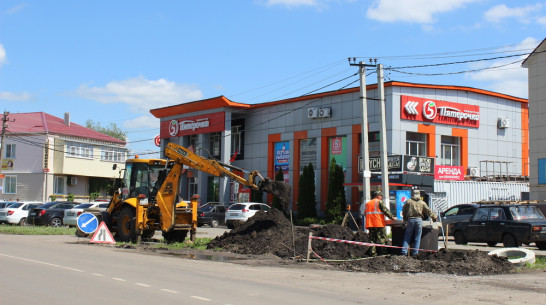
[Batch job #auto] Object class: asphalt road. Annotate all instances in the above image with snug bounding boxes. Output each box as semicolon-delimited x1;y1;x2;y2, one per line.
2;232;546;305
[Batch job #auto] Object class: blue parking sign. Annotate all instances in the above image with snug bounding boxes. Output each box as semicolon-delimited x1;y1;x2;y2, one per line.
77;213;99;234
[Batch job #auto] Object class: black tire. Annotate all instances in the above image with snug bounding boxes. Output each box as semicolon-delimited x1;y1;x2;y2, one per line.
211;219;219;228
502;233;519;248
118;206;136;243
454;231;467;245
487;241;497;247
163;230;188;244
18;217;27;226
50;217;63;227
226;222;234;229
536;242;546;250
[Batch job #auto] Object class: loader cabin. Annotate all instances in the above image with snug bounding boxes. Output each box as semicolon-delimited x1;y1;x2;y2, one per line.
120;158;174;203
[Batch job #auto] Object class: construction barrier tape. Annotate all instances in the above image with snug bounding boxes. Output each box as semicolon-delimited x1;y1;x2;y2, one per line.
309;236;437;253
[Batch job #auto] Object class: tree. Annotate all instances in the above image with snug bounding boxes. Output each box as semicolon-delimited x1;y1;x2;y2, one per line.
325;158;346;223
271;169;285;210
85;120;127;142
297;163;316;218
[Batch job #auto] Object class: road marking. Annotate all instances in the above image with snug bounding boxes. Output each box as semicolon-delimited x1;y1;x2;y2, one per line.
112;278;126;282
135;283;151;287
191;296;211;301
160;289;179;294
63;267;84;272
0;253;60;268
92;273;104;277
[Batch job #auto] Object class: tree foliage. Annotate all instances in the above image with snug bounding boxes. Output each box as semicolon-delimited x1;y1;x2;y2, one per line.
85;120;127;142
325;158;346;223
271;169;285;210
297;163;316;218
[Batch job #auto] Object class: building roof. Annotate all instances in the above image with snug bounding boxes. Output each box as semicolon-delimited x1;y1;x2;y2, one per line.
522;38;546;67
3;112;126;145
150;81;527;118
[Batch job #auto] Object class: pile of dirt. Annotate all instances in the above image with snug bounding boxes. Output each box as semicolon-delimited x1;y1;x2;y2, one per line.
207;209;516;275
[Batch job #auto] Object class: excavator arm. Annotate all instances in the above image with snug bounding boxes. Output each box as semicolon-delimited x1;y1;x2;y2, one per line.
164;142;263;190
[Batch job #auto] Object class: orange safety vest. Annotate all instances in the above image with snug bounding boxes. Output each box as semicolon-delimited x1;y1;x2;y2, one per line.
365;199;386;229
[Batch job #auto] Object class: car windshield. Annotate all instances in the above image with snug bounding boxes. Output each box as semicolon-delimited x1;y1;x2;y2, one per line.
229;204;245;210
509;206;545;220
0;202;16;208
7;203;23;208
75;203;93;209
199;206;214;212
40;202;60;209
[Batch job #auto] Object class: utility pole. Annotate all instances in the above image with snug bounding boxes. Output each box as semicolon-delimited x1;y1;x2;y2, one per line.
0;111;10;191
377;64;391;211
349;60;375;209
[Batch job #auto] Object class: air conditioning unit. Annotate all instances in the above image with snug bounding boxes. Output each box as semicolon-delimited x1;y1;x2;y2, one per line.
318;107;331;118
469;167;480;177
307;108;318;119
71;177;78;185
498;118;510;129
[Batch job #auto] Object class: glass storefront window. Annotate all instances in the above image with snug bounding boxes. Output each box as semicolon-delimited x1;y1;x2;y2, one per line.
406;132;426;156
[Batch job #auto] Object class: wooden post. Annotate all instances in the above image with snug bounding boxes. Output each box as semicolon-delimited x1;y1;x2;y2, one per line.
306;231;313;262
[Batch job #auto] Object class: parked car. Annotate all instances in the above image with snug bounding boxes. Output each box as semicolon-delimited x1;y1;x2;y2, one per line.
225;202;271;229
439;203;479;235
0;201;43;226
28;201;79;227
450;204;546;249
198;204;228;227
63;202;110;227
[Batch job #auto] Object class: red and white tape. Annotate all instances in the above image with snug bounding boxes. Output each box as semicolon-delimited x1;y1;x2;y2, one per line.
309;236;437;253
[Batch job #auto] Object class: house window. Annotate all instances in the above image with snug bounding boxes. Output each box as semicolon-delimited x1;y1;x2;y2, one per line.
210;132;221;158
5;144;16;158
3;175;16;194
441;136;460;166
101;147;126;162
54;176;66;195
66;142;94;159
406;132;426;156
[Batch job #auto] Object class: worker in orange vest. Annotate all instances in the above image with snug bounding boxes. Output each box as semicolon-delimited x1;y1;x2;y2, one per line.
365;191;396;256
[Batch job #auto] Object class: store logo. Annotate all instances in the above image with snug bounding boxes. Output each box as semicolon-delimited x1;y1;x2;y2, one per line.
168;119;210;136
169;120;179;137
423;101;437;120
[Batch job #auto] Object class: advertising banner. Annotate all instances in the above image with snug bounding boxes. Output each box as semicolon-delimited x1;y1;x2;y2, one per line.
274;142;290;183
434;165;465;180
160;112;225;138
329;137;347;168
400;95;480;128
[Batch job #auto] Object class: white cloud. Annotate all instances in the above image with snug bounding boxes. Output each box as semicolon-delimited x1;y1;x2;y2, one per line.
467;37;539;98
124;115;159;129
0;44;6;67
75;76;203;113
484;4;542;23
537;16;546;25
366;0;477;23
0;91;32;101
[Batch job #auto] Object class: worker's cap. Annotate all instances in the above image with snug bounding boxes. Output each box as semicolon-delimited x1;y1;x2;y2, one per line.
412;189;420;196
373;191;383;197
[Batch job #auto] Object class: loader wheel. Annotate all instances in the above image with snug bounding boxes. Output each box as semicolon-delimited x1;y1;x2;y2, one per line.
118;206;136;243
163;230;188;244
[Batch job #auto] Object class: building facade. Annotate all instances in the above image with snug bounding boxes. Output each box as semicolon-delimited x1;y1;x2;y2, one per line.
523;38;546;201
151;81;529;212
0;112;127;202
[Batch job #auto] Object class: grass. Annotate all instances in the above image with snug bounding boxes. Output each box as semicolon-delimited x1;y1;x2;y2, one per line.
522;255;546;270
0;224;76;235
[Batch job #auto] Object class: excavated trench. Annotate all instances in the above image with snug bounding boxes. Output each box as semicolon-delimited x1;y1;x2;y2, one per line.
206;209;515;276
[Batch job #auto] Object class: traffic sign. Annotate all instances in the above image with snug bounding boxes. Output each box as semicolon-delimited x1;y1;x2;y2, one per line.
77;213;99;234
90;222;115;244
154;135;161;147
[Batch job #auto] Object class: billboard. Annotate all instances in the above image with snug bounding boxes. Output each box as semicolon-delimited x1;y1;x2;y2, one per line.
400;95;480;128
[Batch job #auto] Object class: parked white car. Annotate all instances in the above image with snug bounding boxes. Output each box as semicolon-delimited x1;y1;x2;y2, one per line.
0;201;43;225
63;202;109;227
225;202;271;229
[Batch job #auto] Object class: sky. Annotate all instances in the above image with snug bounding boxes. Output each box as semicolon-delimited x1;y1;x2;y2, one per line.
0;0;545;157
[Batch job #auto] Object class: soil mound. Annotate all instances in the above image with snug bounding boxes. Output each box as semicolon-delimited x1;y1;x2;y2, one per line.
208;209;515;275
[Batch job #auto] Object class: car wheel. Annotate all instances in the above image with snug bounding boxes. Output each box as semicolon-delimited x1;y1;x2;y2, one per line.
454;231;467;245
487;241;497;247
18;218;27;226
211;219;219;228
50;217;63;227
536;242;546;250
226;222;234;229
502;233;519;248
118;206;136;243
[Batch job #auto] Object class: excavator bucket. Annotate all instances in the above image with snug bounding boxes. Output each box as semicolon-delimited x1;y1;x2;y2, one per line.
259;178;292;211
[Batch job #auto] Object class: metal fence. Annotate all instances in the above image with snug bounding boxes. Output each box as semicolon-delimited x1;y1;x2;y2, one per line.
429;181;529;213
